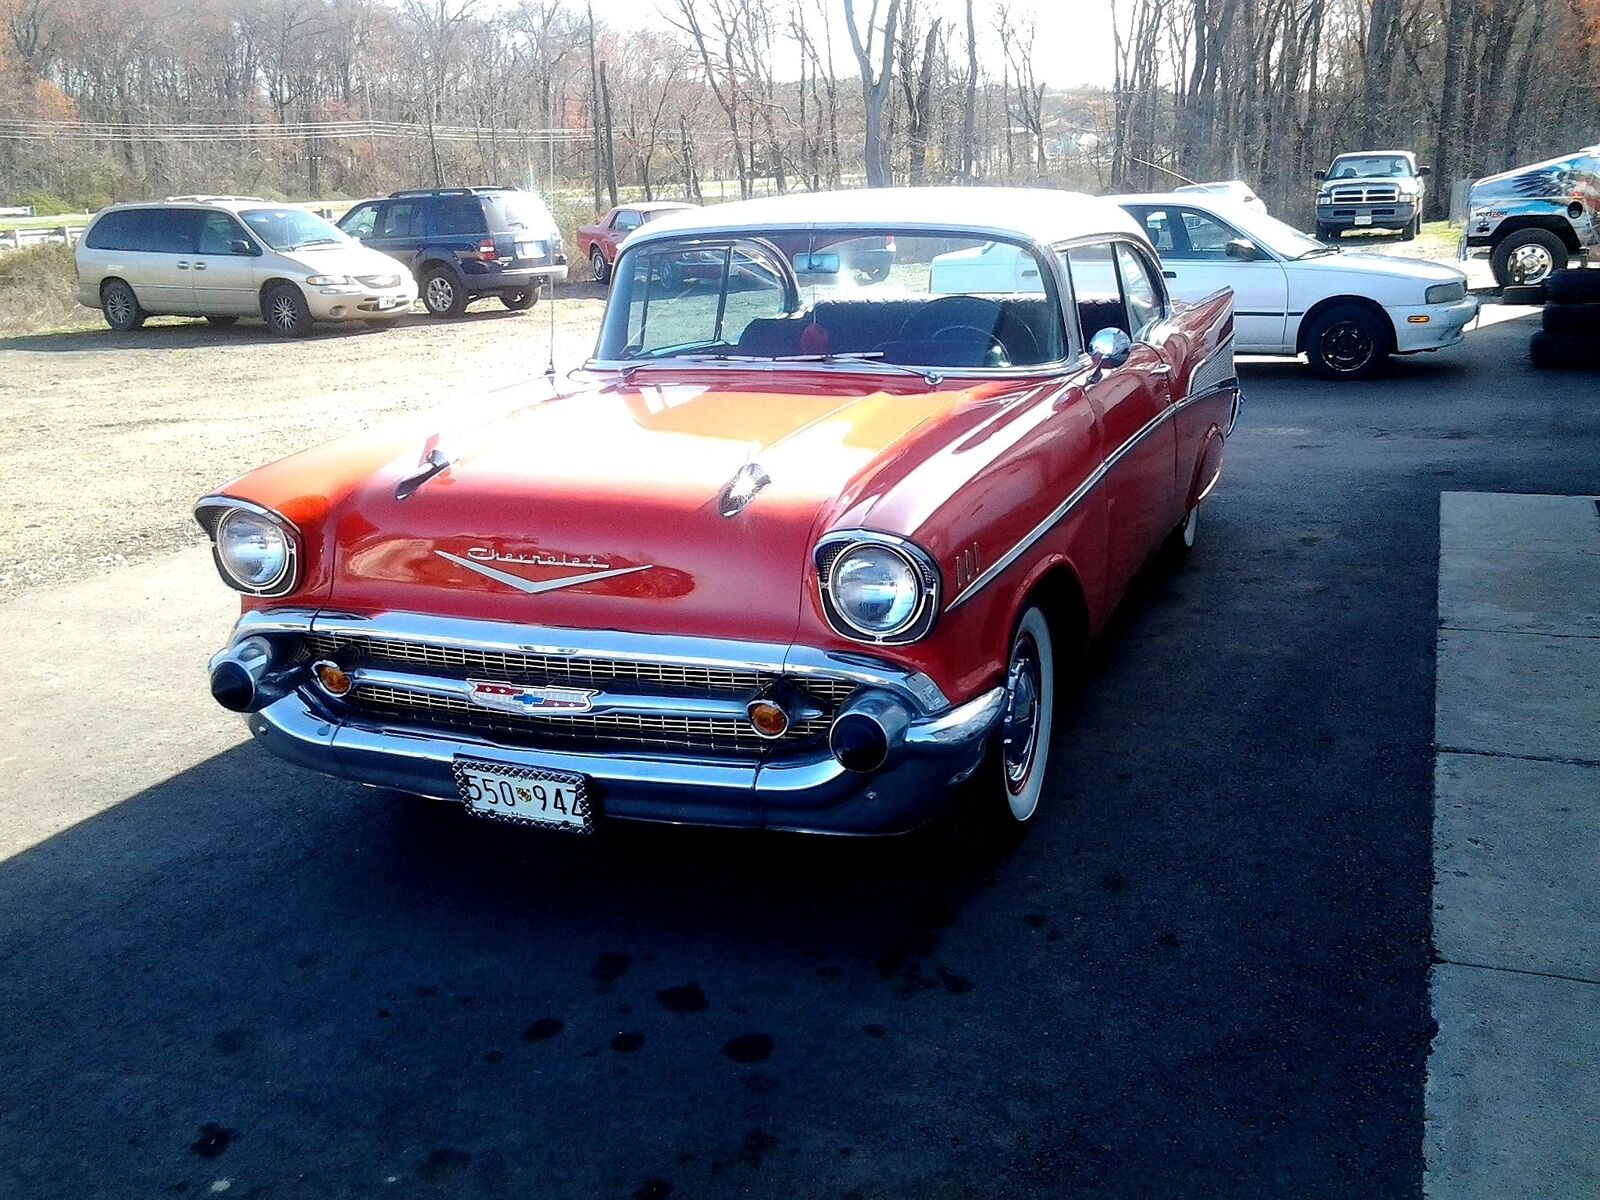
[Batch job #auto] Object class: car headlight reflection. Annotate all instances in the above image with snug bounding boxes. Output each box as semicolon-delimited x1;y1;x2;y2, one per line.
198;501;300;596
1425;281;1466;304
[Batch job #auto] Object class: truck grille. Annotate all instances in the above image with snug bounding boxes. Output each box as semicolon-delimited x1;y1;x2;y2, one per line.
1329;185;1400;205
305;633;856;757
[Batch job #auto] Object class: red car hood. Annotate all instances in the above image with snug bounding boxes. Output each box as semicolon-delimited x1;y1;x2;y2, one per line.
327;374;973;644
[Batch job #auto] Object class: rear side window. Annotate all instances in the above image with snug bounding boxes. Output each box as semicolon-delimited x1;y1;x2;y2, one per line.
85;208;198;253
433;197;487;236
378;201;420;239
486;192;556;234
613;210;642;232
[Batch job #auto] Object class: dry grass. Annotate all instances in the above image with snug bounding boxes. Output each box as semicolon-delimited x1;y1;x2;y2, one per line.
0;243;97;334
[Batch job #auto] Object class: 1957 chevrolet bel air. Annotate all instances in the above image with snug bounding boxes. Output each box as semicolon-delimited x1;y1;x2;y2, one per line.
198;188;1240;838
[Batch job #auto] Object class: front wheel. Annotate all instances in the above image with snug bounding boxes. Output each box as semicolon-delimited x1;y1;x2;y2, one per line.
421;267;467;317
100;280;146;332
1400;216;1419;241
261;283;312;337
1304;303;1389;381
1491;228;1569;288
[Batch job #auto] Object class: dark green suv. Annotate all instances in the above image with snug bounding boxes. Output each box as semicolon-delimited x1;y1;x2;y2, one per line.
337;187;567;317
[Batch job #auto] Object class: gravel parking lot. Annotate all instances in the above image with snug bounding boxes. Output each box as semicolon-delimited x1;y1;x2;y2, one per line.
0;292;605;600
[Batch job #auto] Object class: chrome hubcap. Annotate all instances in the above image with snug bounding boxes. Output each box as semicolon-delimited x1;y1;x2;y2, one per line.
1320;320;1374;373
1508;244;1555;285
106;291;130;323
1002;635;1042;793
591;251;604;276
270;296;297;329
427;278;454;310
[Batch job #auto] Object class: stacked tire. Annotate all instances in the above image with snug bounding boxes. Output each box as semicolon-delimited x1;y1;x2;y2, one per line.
1530;270;1600;369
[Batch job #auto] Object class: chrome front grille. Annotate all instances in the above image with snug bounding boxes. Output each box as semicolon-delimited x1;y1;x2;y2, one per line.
305;633;855;757
1329;185;1400;205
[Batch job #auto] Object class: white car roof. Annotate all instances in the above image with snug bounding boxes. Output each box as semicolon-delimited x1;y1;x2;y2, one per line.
628;187;1149;250
1109;192;1258;211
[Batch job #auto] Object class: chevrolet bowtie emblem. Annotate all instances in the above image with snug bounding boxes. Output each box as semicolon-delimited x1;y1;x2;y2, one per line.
435;550;652;595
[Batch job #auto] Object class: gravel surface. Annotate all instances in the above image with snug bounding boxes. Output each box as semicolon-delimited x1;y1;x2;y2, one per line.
0;292;606;601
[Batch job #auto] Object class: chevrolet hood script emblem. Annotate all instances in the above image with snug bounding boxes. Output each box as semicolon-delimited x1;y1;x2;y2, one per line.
435;549;652;595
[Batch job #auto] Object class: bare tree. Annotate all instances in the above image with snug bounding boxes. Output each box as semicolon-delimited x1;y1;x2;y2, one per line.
842;0;900;186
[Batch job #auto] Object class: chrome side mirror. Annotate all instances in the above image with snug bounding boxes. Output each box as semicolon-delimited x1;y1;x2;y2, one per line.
1088;327;1132;381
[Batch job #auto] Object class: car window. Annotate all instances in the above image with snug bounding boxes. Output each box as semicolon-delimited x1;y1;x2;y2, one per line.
123;208;201;254
196;212;251;256
609;242;789;358
1136;207;1240;262
378;201;420;239
614;210;642;232
1061;242;1129;346
1115;243;1162;338
1132;208;1178;255
433;197;486;237
340;203;378;238
84;209;141;251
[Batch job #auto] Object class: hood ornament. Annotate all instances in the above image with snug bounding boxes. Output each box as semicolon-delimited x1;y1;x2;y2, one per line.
436;550;651;595
718;461;772;518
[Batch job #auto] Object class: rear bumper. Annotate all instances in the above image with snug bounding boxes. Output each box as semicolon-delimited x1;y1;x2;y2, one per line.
462;262;568;290
1391;295;1479;353
212;611;1004;836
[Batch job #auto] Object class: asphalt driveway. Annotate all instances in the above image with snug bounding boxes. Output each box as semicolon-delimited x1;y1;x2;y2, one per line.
1;308;1596;1198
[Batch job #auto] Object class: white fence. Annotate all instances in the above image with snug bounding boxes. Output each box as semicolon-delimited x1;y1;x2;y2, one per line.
0;225;85;251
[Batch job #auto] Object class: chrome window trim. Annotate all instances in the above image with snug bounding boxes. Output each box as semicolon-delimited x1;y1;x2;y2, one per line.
223;609;952;716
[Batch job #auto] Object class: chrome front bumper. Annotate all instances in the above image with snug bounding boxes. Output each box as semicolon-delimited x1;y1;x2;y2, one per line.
214;610;1005;835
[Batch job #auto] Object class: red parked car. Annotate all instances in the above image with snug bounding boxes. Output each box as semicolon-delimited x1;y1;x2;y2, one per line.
198;188;1239;839
578;201;696;284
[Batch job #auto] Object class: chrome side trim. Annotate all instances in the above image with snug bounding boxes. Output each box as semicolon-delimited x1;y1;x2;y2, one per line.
945;403;1173;613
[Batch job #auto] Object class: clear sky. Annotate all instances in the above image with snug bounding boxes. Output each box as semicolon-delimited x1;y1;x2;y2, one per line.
586;0;1118;88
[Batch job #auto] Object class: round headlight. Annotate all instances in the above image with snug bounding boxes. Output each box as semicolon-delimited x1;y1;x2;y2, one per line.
830;544;922;636
216;508;291;592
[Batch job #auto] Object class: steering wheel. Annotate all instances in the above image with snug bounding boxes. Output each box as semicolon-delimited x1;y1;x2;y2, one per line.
898;297;1010;366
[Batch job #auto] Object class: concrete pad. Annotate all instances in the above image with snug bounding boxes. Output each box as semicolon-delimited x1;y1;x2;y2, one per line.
1440;492;1600;556
1426;964;1600;1199
0;546;245;859
1440;547;1600;637
1435;752;1600;980
1435;629;1600;763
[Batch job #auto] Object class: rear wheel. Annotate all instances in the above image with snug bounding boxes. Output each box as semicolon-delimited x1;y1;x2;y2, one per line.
589;246;609;285
205;315;238;328
261;283;312;337
100;280;146;332
421;267;467;317
1163;505;1200;563
1491;229;1569;287
1304;303;1389;381
501;289;536;311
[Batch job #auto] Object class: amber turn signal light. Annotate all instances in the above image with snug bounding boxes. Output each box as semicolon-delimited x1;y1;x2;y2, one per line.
1408;315;1431;324
746;699;791;740
313;660;352;697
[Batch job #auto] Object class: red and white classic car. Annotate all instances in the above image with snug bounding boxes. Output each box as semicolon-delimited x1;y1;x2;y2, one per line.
199;188;1239;838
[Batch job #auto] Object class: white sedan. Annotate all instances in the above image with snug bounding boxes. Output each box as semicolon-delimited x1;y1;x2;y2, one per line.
1112;193;1479;379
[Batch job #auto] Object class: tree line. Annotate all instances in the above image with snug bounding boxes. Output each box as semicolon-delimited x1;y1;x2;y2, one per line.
1;0;1596;223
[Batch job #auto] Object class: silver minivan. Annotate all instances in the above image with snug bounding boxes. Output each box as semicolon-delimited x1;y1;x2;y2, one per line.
75;196;418;336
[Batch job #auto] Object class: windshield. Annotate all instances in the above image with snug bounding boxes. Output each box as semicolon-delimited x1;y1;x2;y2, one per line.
1326;155;1414;180
593;228;1066;370
240;207;348;251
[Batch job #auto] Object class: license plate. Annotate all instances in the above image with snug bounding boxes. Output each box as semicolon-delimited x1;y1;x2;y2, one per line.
516;241;545;259
453;757;592;833
1354;213;1373;226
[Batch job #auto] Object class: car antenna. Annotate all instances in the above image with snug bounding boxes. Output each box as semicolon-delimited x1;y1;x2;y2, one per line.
545;275;557;381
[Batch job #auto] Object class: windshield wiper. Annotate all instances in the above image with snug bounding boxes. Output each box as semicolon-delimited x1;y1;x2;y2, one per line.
296;237;343;248
1297;245;1340;259
770;352;944;385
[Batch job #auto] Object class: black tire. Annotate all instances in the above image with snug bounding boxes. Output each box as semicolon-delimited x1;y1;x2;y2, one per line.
589;246;609;286
100;280;146;332
1491;229;1570;288
205;315;239;328
501;290;536;311
1400;216;1419;241
1323;226;1342;242
1303;303;1391;381
1501;284;1548;306
261;283;312;337
934;606;1057;849
1545;269;1600;305
420;266;467;317
1315;224;1330;241
863;263;892;283
1529;330;1600;369
1542;302;1600;336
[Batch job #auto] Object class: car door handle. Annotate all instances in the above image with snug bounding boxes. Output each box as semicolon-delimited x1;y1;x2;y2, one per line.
176;261;190;269
1162;270;1177;279
192;262;207;271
